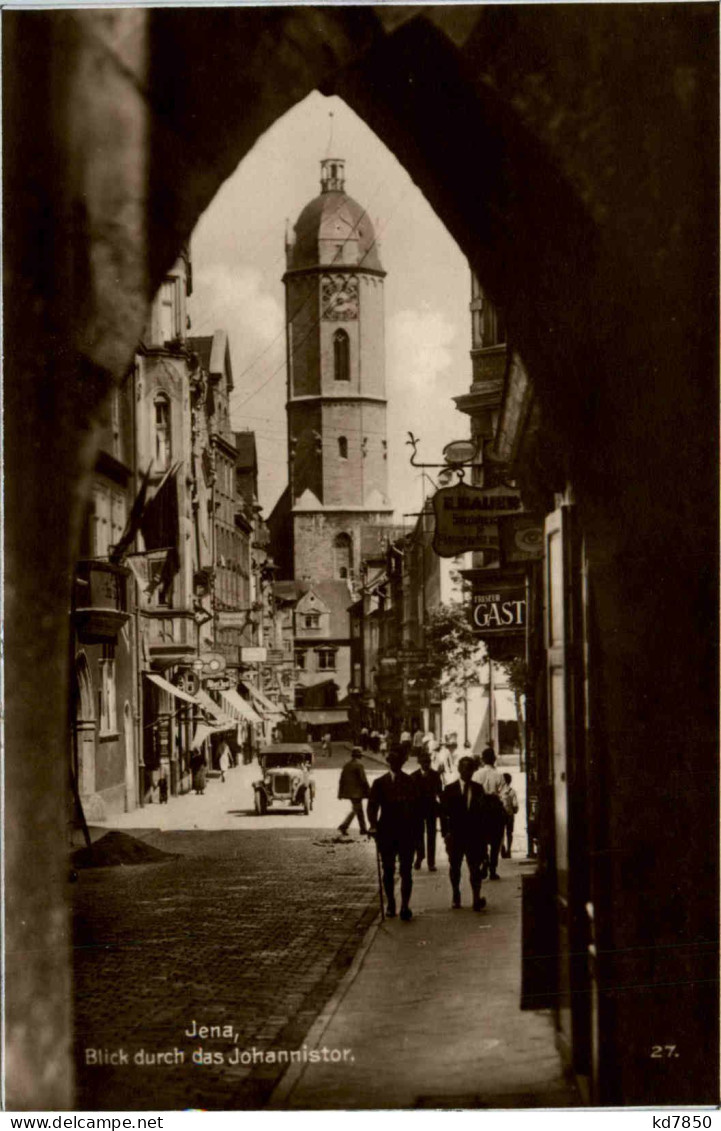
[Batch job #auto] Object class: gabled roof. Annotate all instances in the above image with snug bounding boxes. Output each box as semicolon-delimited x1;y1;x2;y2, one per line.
307;580;353;638
188;330;233;391
296;588;329;615
273;579;303;603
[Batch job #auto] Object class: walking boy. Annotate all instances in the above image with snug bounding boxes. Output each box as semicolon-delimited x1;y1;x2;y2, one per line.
500;771;519;857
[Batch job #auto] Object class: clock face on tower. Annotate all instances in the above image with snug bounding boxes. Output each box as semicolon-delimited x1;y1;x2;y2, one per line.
321;274;359;321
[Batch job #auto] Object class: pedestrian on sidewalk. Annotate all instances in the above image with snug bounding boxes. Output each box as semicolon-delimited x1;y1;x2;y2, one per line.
472;747;505;879
440;755;491;911
399;726;412;762
360;726;370;751
500;772;519;857
337;747;370;836
411;725;424;758
190;750;206;796
367;747;422;921
321;731;332;758
218;740;231;783
412;749;443;871
436;733;459;786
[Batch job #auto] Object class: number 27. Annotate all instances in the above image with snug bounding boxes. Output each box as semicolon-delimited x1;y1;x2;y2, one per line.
651;1045;678;1058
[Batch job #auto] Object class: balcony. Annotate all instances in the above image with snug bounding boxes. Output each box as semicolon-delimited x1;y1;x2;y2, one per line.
73;560;130;643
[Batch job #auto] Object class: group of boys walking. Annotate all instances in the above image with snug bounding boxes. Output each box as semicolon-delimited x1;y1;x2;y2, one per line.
337;741;518;923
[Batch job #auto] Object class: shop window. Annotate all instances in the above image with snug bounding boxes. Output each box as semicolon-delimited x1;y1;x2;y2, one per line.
333;330;350;381
98;646;117;736
317;649;337;671
154;395;171;472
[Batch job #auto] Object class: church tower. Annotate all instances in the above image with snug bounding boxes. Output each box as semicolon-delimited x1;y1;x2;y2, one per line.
282;157;393;582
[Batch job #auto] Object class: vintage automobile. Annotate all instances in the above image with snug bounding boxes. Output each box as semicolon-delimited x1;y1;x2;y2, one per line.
253;744;316;815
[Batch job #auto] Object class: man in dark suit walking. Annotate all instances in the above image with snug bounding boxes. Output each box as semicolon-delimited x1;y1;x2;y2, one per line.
412;749;443;872
440;755;491;911
337;746;370;835
367;747;422;921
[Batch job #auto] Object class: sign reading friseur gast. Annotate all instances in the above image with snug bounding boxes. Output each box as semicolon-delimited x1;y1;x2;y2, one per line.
470;586;526;634
432;483;522;558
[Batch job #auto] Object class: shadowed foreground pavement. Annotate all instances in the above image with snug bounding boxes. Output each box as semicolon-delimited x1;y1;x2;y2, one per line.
271;855;580;1110
73;824;379;1110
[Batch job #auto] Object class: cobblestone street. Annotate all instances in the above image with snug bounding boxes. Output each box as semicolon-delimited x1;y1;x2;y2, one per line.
73;815;380;1110
72;754;551;1112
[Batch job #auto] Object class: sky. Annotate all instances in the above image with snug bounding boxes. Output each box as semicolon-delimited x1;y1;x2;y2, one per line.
190;91;472;522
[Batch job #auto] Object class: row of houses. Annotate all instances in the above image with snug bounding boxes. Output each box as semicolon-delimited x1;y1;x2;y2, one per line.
70;251;289;821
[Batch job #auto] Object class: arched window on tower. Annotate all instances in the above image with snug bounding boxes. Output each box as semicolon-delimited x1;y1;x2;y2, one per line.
334;533;352;580
333;330;350;382
338;436;348;460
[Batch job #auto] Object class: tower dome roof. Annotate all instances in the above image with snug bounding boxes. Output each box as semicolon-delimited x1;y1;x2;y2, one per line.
287;159;383;273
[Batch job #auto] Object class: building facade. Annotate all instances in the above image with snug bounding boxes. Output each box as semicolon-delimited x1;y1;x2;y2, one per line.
71;375;136;820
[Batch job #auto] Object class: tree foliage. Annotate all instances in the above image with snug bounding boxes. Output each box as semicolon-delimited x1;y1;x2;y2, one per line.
422;602;487;703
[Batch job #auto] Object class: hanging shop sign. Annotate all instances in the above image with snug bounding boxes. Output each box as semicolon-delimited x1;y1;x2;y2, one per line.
217;611;250;628
432;484;522;557
469;576;527;636
499;514;544;563
205;675;232;691
396;647;431;664
199;651;227;676
174;669;200;696
240;646;268;663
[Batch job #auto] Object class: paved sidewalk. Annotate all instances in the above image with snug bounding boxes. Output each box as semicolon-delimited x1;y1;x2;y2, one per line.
271;852;579;1110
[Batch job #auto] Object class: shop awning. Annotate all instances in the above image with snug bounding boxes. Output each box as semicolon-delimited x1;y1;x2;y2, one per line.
144;671;199;705
196;689;236;730
191;723;233;750
240;680;285;719
294;709;348;725
218;687;262;725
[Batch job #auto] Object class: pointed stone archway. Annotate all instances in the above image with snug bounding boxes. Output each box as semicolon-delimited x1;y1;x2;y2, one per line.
4;5;718;1109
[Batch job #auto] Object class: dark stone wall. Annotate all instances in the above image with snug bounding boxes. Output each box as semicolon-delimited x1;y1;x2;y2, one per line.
4;4;717;1107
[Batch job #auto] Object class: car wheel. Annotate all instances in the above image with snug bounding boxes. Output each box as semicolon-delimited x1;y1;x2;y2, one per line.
254;791;267;816
303;789;310;815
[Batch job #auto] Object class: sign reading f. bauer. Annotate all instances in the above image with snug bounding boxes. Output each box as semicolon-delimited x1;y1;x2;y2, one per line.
432;483;522;557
